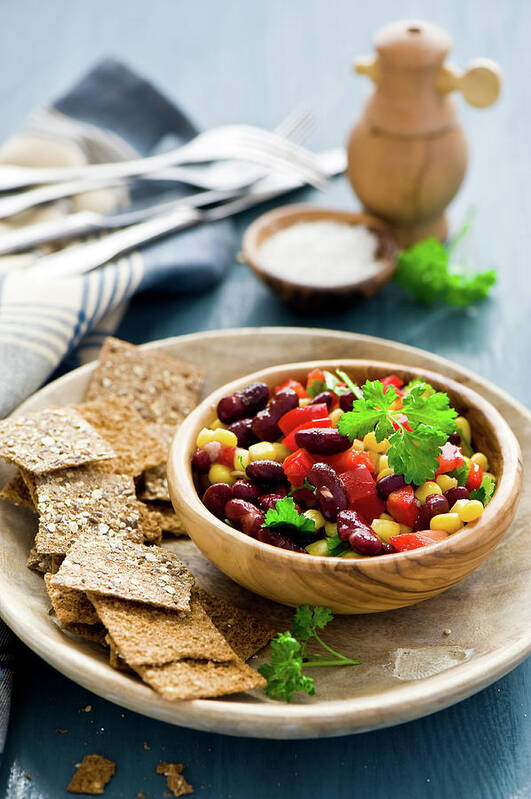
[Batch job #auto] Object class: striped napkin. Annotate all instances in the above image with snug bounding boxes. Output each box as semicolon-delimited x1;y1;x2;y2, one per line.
0;58;234;759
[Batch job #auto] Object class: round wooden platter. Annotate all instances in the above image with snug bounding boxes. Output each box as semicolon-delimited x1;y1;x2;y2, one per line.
0;328;529;740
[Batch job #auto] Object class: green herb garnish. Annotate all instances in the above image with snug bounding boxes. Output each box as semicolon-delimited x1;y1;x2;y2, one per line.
237;454;246;471
448;465;470;486
259;605;360;702
326;533;349;557
262;497;315;534
405;378;436;397
394;214;497;307
307;369;352;399
470;474;496;506
288;477;315;497
337;380;457;484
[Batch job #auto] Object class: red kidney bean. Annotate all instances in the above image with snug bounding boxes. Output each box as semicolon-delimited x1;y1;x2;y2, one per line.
232;479;261;505
307;462;348;521
412;503;431;532
337;509;382;555
225;499;265;537
295;428;351;455
339;390;356;412
217;382;270;424
448;432;461;446
246;459;286;486
444;486;470;506
309;391;334;410
191;448;211;473
256;527;306;552
376;473;406;500
379;541;396;554
252;389;298;441
227;417;257;448
425;494;450;518
203;483;233;518
259;493;286;512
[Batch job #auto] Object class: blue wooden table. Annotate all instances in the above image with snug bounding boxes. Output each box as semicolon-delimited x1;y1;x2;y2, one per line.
0;1;529;797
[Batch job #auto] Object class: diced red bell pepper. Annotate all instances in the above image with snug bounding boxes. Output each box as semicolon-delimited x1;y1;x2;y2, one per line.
323;447;375;474
391;413;411;431
282;448;315;487
386;485;421;527
306;368;325;390
466;461;483;491
290;487;317;507
282;417;333;451
218;445;236;468
339;465;377;506
435;442;465;475
274;379;309;399
278;403;329;435
389;529;448;552
353;494;386;524
381;375;404;394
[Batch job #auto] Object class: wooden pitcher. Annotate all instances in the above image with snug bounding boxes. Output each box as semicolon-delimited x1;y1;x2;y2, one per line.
347;20;501;246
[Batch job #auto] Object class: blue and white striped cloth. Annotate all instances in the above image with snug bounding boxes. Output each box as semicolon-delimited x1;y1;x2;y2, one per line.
0;59;234;758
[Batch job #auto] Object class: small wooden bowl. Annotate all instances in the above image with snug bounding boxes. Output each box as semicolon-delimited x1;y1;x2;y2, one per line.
168;360;522;614
241;205;398;311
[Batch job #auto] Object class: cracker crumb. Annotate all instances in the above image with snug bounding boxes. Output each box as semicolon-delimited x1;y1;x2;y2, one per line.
156;762;194;797
443;628;451;636
143;742;150;750
82;705;92;713
56;728;68;734
67;754;115;795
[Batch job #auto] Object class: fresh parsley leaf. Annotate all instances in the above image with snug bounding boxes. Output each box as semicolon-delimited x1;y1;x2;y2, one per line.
448;465;470;486
444;270;497;306
263;497;315;533
307;380;325;398
258;632;315;702
326;533;349;557
292;605;333;643
288;477;315;497
307;370;352;399
337;380;398;442
470;474;496;505
387;424;447;485
402;385;457;436
405;378;436;396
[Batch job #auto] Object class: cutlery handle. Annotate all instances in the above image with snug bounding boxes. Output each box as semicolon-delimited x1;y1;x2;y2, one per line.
0;212;102;256
28;206;201;280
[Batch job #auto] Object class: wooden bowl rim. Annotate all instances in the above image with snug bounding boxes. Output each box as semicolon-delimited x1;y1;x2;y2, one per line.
169;359;522;575
241;204;398;294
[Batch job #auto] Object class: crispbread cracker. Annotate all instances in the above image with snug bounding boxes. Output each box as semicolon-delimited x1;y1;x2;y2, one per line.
0;407;115;474
140;502;186;537
26;547;63;575
45;574;99;626
136;657;265;701
67;754;115;795
51;534;194;612
34;468;143;555
86;337;202;427
156;762;194;797
141;463;170;502
76;396;166;477
0;471;34;509
106;635;132;672
62;623;108;646
87;592;235;666
135;500;163;544
197;589;277;661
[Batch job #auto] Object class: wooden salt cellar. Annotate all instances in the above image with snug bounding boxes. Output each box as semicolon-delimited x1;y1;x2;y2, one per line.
347;20;501;246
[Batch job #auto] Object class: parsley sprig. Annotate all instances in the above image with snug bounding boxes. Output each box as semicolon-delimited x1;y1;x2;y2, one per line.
470;474;496;505
337;380;457;484
259;605;360;702
262;497;315;534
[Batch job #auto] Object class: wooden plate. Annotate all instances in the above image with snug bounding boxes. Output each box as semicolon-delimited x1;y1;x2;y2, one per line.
0;328;529;739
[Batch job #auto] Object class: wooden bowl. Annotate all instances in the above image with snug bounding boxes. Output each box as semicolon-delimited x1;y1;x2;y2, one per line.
168;359;522;614
241;205;398;311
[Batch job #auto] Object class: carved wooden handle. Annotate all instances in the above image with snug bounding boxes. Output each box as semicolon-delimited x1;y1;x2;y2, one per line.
437;58;502;107
354;56;380;83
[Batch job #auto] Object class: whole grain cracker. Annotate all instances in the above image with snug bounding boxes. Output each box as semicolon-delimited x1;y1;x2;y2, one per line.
0;471;35;509
34;468;143;555
62;623;108;646
51;534;194;612
140;463;170;503
197;589;277;661
45;574;99;626
0;407;115;474
76;396;166;477
86;337;202;428
67;754;115;795
135;500;163;545
136;657;266;701
87;592;236;666
156;762;194;798
106;635;132;672
27;547;63;575
140;501;186;537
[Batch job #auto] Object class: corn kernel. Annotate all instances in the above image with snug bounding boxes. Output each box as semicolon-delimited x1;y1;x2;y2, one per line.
248;441;277;462
299;398;310;407
379;512;394;521
398;524;412;534
352;438;364;451
415;481;442;504
450;499;469;516
363;432;390;454
305;539;329;556
378;454;389;471
324;522;338;537
208;463;234;485
436;474;458;492
303;509;326;530
196;427;216;447
371;519;400;542
453;499;484;522
369;452;380;472
377;467;394;481
272;443;291;462
233;448;250;470
341;550;365;558
210;418;227;430
471;452;489;470
430;512;462;534
196;427;237;448
329;408;344;427
230;471;246;480
455;416;471;443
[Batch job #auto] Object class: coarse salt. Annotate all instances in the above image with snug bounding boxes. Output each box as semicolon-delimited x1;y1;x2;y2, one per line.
258;220;383;287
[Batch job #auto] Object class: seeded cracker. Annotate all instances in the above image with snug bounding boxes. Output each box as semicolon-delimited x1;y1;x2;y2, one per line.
135;500;163;544
63;623;108;646
26;547;63;575
140;501;187;537
197;589;277;661
156;762;194;798
136;657;265;701
44;574;99;626
0;407;115;474
106;635;132;672
87;591;236;666
51;534;194;612
0;471;34;509
86;337;202;428
140;423;175;502
34;468;143;555
67;754;115;795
